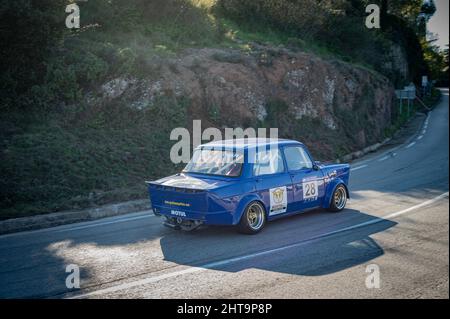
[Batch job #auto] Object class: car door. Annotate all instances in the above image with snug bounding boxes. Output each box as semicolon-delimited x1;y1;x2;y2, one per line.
252;147;294;217
282;145;325;212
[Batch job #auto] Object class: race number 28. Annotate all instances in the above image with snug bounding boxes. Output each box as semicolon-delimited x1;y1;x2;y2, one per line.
303;180;318;200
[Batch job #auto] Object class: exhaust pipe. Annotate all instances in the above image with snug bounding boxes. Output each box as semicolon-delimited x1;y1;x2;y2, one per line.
163;217;203;231
163;218;181;230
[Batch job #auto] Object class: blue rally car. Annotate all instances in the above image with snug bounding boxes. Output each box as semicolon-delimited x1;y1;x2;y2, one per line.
147;138;350;234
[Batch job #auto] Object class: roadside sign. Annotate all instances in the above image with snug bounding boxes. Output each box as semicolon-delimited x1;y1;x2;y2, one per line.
395;90;405;99
395;87;415;100
422;76;428;87
395;84;416;116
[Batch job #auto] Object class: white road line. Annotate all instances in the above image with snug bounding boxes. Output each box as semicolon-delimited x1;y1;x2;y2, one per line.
424;114;430;127
350;164;368;171
383;192;448;219
69;192;449;299
417;135;423;140
53;213;155;233
0;211;155;239
378;156;389;162
406;141;416;149
351;112;430;167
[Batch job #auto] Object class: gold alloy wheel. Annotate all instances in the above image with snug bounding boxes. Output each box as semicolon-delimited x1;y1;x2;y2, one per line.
334;186;347;210
246;203;265;231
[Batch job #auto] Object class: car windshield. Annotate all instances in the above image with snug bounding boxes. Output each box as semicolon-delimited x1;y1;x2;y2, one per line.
183;149;244;177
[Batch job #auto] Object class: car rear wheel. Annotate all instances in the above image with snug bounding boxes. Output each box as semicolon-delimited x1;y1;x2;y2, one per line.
237;201;266;234
328;184;347;212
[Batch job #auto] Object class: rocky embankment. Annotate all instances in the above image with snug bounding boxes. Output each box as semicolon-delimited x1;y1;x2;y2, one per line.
99;45;395;159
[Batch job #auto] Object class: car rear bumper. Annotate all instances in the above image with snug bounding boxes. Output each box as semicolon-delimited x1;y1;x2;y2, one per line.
153;206;235;225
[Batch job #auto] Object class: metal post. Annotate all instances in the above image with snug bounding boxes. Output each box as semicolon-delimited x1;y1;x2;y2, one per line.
407;98;410;117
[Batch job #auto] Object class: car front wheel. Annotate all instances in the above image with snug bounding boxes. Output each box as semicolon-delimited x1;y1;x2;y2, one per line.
328;184;347;212
237;201;266;234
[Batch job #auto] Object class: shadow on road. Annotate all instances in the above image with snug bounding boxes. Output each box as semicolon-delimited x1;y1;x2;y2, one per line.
159;208;396;276
0;208;396;298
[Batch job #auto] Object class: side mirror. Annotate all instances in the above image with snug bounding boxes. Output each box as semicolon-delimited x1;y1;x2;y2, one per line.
312;161;321;170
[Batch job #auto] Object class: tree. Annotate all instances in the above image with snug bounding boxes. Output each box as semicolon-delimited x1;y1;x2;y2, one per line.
421;38;449;87
444;45;449;68
421;0;437;16
438;45;449;86
0;0;66;109
384;0;435;36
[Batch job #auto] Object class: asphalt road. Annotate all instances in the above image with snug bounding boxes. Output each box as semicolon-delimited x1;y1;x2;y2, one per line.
1;90;448;299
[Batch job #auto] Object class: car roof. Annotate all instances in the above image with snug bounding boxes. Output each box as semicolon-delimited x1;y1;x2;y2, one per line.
197;138;303;150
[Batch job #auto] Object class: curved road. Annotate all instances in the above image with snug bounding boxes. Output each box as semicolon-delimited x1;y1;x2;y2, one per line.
0;90;448;299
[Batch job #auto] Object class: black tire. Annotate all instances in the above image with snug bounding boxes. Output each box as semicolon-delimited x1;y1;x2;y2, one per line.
328;184;347;212
237;201;267;234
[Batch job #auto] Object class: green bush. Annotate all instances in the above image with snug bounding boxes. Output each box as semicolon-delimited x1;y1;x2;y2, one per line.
0;94;190;219
217;0;326;40
1;0;223;112
0;0;66;110
216;0;432;85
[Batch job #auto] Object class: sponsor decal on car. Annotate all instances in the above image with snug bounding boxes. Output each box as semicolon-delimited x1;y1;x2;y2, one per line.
164;200;191;207
302;179;319;201
269;186;287;216
171;210;187;217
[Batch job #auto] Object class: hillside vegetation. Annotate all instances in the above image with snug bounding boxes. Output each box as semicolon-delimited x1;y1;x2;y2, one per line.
0;0;445;219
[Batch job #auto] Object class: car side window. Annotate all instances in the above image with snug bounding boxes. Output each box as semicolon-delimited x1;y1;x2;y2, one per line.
253;148;285;176
283;146;313;171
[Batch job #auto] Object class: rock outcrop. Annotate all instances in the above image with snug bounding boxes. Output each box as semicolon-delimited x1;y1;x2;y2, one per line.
100;46;395;159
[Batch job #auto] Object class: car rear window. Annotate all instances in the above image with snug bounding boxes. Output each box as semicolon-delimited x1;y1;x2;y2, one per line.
183;149;243;177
